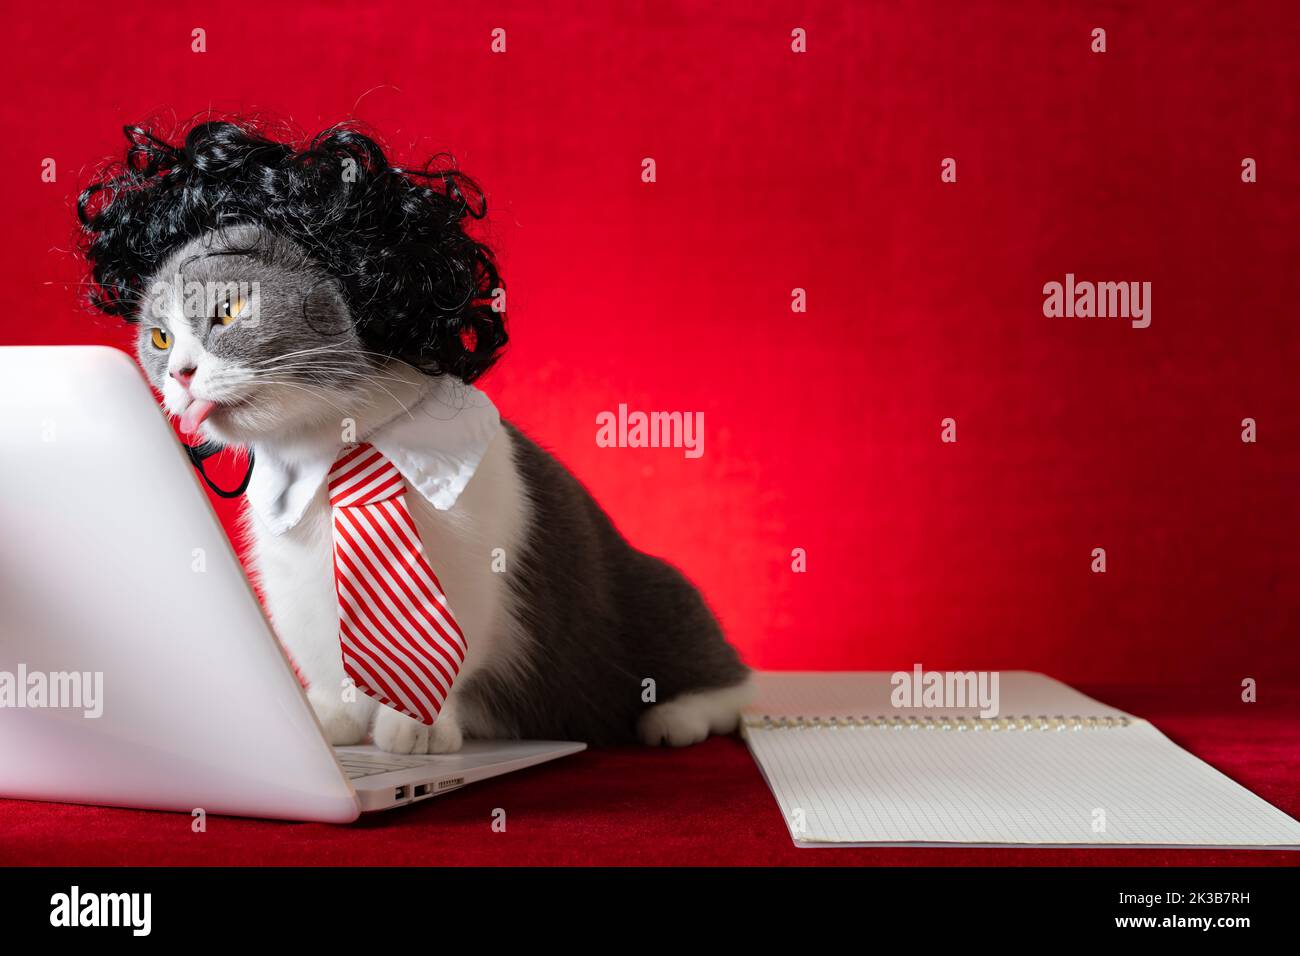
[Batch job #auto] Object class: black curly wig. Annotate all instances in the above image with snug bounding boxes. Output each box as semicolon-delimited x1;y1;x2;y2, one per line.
77;120;507;382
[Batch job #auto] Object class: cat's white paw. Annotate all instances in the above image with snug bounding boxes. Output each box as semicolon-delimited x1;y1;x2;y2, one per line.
308;688;371;746
427;715;464;754
637;679;756;747
372;705;464;754
638;700;710;746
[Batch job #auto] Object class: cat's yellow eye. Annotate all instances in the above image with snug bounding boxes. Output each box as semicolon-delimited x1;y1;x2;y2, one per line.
149;328;171;350
217;296;246;326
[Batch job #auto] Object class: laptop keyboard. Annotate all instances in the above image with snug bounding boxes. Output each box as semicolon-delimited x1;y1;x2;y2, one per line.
335;750;441;780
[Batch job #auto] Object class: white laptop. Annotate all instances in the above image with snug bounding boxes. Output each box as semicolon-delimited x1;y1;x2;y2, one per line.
0;346;584;822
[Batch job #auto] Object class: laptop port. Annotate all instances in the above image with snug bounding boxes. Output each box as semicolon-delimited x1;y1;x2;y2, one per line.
394;786;410;801
414;784;431;798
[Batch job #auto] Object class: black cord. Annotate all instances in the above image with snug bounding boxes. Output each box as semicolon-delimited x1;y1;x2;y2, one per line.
185;441;255;498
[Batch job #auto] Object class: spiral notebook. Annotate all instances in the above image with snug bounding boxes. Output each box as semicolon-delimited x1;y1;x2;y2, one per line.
742;672;1300;848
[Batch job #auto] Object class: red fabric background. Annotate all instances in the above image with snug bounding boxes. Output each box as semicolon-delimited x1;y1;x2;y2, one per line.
0;2;1297;864
3;0;1297;681
2;685;1297;865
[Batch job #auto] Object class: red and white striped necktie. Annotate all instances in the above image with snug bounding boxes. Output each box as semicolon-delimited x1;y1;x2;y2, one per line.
327;443;466;725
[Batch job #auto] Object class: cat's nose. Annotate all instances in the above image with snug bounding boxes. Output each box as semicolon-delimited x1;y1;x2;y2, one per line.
170;365;197;387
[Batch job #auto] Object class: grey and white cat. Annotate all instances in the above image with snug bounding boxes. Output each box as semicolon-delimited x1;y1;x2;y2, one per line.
133;224;753;753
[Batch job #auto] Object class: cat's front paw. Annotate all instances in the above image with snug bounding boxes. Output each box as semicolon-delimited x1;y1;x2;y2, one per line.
638;700;710;746
372;705;464;754
637;680;755;747
308;688;372;746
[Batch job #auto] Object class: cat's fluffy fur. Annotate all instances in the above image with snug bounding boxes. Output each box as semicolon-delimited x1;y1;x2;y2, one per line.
76;120;753;752
248;361;753;752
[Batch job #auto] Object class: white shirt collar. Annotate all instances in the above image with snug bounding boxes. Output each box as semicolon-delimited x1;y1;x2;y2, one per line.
245;377;501;536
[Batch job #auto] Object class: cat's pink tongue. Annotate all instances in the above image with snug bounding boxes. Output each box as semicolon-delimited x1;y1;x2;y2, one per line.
180;399;217;435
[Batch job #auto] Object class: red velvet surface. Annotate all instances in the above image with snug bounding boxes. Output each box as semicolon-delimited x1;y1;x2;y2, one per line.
2;684;1296;866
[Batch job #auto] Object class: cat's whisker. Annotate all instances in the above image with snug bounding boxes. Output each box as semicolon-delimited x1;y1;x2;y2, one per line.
242;358;414;383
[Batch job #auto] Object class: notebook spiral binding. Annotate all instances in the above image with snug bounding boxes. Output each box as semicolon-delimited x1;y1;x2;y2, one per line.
742;714;1133;731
